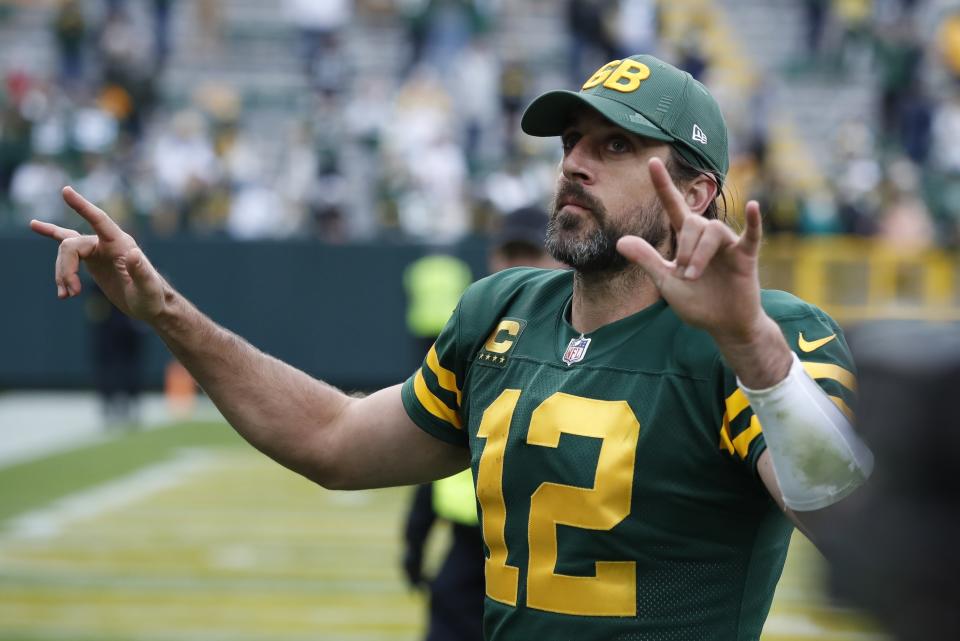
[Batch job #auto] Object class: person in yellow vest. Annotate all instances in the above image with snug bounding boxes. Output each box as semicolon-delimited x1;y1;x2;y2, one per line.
402;207;560;641
404;253;473;370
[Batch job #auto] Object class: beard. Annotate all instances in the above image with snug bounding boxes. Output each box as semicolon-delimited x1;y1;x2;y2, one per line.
545;180;669;274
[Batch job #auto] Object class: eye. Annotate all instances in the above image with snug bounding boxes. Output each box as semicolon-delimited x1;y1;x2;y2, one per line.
561;131;581;153
608;136;632;154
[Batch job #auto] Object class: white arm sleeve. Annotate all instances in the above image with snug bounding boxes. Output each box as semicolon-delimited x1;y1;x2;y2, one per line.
738;352;874;511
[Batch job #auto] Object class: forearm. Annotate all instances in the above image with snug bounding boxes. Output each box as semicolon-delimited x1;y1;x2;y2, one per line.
150;284;351;484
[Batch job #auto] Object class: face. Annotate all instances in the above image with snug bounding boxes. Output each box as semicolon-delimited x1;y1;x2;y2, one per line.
546;107;672;274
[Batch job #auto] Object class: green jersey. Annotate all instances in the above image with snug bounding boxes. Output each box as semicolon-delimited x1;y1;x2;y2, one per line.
401;268;856;641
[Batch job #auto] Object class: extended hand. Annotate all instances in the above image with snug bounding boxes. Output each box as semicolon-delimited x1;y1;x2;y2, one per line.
30;187;167;322
616;157;765;343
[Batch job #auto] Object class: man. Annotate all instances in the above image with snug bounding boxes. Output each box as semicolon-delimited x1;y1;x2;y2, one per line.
31;55;872;640
487;206;563;272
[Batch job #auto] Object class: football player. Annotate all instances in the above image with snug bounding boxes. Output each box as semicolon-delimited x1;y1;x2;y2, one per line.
32;55;872;640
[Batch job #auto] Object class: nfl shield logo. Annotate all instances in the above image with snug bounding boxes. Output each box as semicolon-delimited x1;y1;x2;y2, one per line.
562;336;591;366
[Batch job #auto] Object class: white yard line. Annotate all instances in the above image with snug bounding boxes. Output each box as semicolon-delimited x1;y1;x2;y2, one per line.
1;448;222;542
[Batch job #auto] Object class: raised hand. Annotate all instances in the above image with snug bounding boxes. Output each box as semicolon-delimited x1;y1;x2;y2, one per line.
30;187;167;322
616;157;765;344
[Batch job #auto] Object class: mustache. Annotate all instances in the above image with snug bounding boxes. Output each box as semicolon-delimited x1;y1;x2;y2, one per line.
553;180;606;220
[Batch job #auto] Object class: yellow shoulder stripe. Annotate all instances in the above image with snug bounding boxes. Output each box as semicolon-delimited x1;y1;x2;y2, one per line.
720;412;763;459
801;361;857;393
426;344;462;406
732;416;762;459
724;389;750;424
719;362;858;458
414;368;462;429
719;418;735;455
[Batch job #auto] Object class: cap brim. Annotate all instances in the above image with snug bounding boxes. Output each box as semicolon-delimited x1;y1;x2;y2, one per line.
521;90;673;143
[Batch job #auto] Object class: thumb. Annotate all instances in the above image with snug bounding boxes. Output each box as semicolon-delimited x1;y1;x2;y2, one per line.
617;235;670;286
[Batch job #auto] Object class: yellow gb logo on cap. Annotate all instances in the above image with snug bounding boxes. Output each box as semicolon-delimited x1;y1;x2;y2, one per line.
582;59;651;93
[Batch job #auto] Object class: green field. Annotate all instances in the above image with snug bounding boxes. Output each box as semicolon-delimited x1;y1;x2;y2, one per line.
0;420;887;641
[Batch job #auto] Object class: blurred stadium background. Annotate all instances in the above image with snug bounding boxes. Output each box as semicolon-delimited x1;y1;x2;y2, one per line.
2;0;958;638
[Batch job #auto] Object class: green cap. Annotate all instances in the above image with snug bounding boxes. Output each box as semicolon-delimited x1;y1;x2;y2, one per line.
521;55;728;183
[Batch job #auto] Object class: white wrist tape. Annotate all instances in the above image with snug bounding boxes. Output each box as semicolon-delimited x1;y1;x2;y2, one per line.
738;352;873;511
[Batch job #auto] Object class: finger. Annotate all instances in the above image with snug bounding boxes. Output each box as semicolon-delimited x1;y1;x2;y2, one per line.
673;216;706;274
57;235;98;297
684;222;736;280
617;235;672;287
62;187;121;242
737;200;763;257
30;219;81;242
648;157;689;232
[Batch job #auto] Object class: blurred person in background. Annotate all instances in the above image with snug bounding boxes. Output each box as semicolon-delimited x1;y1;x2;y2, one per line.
148;109;220;235
452;35;501;175
387;68;470;241
95;3;157;139
608;0;659;59
487;205;563;272
498;59;530;158
403;0;487;76
151;0;174;70
566;0;619;85
874;16;924;153
800;0;830;68
832;0;874;74
285;0;352;95
305;149;350;243
52;0;87;91
876;158;934;251
0;77;34;219
86;281;145;428
830;120;882;236
195;0;222;56
402;206;559;641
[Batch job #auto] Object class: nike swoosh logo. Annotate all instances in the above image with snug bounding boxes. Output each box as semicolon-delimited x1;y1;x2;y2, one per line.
798;332;837;353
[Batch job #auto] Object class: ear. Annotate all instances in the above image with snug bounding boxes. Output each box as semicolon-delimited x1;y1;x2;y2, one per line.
682;174;719;216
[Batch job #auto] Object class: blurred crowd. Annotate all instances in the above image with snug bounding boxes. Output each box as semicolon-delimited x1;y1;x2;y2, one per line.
761;0;960;249
1;0;960;248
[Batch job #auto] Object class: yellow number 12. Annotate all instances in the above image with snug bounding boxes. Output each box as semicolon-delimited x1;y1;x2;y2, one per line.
475;390;640;616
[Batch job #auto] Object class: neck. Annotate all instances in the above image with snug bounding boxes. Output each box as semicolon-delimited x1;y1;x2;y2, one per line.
570;265;661;334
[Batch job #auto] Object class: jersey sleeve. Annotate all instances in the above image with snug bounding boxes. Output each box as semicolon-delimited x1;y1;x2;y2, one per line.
401;299;470;448
716;295;857;475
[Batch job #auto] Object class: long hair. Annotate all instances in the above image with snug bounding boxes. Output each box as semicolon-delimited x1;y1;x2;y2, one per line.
665;148;728;224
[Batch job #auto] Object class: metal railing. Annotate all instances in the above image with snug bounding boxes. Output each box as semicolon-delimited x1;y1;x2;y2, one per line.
761;236;960;323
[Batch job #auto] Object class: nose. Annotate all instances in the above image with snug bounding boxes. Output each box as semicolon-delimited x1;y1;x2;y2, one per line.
561;139;595;185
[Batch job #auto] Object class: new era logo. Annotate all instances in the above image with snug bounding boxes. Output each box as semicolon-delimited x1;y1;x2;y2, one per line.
692;124;708;144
